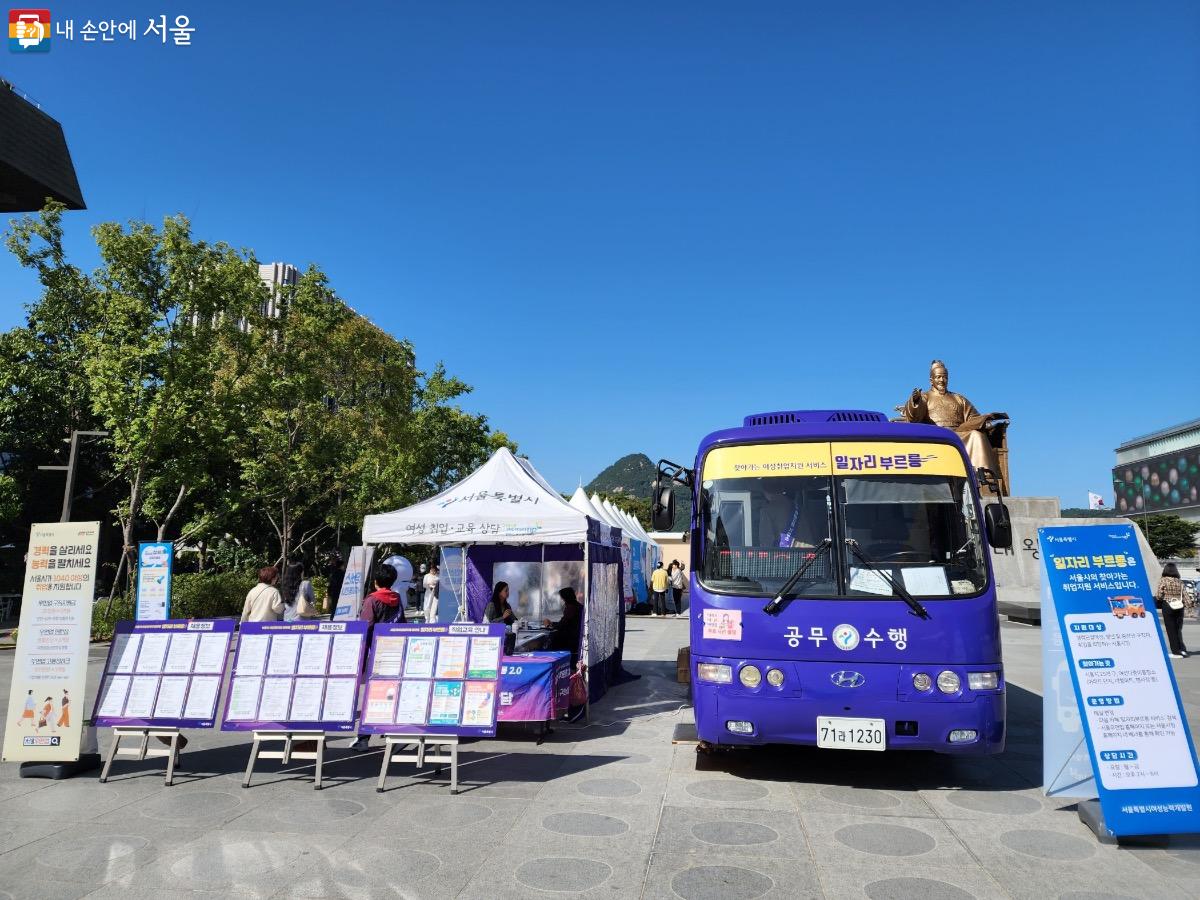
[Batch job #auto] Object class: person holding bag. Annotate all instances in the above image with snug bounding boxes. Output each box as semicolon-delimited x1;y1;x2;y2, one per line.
1156;562;1187;658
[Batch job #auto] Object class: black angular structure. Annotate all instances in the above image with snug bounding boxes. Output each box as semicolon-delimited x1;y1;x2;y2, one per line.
0;79;85;212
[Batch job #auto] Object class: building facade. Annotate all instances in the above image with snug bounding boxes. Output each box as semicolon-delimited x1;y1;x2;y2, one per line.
1112;418;1200;541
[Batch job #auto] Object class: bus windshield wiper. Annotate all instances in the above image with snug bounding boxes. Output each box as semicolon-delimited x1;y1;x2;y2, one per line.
763;538;833;616
844;539;931;621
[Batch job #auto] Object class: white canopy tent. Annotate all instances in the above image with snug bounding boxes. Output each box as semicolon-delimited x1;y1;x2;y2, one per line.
361;448;627;705
363;447;590;545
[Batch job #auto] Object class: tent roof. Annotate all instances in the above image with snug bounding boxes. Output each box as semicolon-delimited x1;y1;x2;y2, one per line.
363;447;592;545
569;486;605;520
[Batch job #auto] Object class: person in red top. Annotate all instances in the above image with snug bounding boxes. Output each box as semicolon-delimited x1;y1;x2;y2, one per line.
360;564;406;628
350;564;405;752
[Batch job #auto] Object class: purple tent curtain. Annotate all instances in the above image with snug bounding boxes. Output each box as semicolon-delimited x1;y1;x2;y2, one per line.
464;541;625;704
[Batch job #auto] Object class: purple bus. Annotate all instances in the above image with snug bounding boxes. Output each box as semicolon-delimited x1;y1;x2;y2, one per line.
652;410;1013;755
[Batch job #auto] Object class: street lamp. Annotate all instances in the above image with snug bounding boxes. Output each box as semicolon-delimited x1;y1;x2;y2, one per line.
37;429;109;522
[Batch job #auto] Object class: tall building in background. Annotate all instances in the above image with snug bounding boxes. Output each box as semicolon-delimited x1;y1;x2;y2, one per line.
0;78;85;211
1112;419;1200;537
258;262;299;319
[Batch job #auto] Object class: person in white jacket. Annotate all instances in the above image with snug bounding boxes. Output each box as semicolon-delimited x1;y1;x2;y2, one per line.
423;564;440;623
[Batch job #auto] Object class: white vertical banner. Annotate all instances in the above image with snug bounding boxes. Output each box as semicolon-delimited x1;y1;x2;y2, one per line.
2;522;100;762
334;546;375;620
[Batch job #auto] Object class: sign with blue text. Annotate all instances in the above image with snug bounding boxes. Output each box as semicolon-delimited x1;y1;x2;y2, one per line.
1039;525;1200;837
135;541;173;621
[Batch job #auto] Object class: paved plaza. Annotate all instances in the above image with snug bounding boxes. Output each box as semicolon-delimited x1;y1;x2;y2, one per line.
1;617;1200;899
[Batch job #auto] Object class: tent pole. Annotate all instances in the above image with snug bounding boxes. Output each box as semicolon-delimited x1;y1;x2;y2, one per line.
460;543;470;623
583;540;590;723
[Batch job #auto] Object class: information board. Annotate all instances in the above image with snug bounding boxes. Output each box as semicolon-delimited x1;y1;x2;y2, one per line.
135;541;173;621
2;522;100;763
221;620;367;732
93;619;233;728
359;623;504;737
1039;524;1200;836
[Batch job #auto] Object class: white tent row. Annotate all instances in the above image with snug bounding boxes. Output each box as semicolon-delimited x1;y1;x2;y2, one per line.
363;448;594;545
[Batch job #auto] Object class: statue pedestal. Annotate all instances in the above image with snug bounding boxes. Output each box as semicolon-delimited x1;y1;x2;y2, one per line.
983;497;1160;626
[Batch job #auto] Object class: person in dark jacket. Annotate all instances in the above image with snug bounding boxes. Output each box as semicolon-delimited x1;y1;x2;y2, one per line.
361;564;405;627
324;553;346;618
544;587;584;666
349;564;405;752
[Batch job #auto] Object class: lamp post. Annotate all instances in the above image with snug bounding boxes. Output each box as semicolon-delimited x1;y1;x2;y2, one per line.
37;429;109;522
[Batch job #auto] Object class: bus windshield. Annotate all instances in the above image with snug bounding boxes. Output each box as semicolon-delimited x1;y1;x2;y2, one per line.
699;472;986;599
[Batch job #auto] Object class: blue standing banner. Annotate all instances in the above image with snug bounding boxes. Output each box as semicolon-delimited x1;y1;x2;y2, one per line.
135;541;173;621
1039;525;1200;837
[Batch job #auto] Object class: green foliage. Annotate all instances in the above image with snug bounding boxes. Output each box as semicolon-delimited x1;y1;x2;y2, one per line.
587;452;689;531
1139;514;1200;559
0;474;18;525
3;206;513;580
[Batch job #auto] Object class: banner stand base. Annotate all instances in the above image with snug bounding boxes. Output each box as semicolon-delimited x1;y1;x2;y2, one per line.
100;727;184;786
243;731;327;790
1077;799;1171;847
19;755;101;780
376;735;459;795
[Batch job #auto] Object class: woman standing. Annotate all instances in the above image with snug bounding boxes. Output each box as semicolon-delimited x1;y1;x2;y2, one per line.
1157;563;1188;658
241;566;285;623
669;560;685;618
281;561;319;621
423;564;440;624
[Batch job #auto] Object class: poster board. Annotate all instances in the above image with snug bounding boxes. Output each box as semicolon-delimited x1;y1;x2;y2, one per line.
135;541;173;621
2;522;100;763
334;546;375;620
221;620;367;732
359;623;504;737
1039;525;1200;836
93;619;233;728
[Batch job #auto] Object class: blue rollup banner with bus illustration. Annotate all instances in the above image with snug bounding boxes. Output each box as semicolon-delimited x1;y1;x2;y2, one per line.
1040;525;1200;837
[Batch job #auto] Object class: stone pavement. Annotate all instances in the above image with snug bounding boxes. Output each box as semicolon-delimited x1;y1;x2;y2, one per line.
1;617;1200;898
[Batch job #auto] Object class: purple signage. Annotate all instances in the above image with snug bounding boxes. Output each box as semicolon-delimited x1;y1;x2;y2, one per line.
497;651;571;723
359;623;505;737
93;618;235;729
220;620;368;732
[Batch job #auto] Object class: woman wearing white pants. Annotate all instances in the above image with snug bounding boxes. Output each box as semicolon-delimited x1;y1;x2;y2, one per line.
423;564;440;623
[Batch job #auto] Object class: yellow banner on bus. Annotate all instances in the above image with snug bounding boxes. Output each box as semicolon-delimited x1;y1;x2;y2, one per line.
703;443;833;480
702;441;967;480
830;441;966;477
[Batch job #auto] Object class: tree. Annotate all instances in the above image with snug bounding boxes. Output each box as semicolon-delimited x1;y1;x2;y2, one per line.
1139;514;1200;559
87;217;267;597
0;204;106;538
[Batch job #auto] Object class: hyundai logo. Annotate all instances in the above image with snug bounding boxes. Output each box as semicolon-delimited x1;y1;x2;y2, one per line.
831;670;866;688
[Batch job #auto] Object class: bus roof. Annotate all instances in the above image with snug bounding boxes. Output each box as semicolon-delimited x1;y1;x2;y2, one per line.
696;410;969;460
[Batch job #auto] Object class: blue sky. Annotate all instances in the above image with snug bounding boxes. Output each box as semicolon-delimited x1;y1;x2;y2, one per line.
2;1;1197;507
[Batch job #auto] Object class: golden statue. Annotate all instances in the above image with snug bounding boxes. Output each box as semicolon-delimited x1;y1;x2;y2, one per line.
899;360;1009;492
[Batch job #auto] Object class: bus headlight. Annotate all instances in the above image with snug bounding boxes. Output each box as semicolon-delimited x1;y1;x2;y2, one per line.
766;668;785;687
937;671;961;694
697;663;732;684
912;672;932;692
739;665;762;688
967;672;999;691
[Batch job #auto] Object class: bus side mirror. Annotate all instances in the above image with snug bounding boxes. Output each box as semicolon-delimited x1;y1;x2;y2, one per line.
651;480;675;531
985;503;1012;550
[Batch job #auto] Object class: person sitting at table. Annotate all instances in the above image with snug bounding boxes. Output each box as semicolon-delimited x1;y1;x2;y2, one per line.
486;581;518;653
543;587;584;667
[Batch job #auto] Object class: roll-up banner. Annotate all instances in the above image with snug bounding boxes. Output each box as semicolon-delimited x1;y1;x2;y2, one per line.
135;541;173;621
2;522;100;763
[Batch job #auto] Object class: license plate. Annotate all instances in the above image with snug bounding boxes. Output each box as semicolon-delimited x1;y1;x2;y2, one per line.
816;716;886;751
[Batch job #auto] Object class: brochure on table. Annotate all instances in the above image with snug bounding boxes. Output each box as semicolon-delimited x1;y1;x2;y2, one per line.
221;620;368;732
94;619;234;728
360;623;504;737
1039;525;1200;837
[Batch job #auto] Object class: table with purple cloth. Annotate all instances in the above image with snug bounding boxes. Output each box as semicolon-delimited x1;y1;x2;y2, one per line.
497;650;571;723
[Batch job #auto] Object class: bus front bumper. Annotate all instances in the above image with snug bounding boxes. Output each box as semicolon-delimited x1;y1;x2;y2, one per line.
692;665;1006;755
